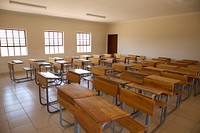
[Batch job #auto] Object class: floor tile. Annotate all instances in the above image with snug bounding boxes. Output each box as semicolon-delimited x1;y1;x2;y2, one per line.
11;123;37;133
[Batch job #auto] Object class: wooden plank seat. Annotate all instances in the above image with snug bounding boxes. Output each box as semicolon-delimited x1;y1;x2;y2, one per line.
57;83;97;128
116;88;155;133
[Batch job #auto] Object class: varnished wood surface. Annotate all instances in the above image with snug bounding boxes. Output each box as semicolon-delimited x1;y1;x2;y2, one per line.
74;96;129;123
57;83;97;100
97;75;129;86
12;60;23;64
38;72;60;79
57;83;96;114
93;78;119;97
68;69;91;75
127;83;163;95
145;75;180;85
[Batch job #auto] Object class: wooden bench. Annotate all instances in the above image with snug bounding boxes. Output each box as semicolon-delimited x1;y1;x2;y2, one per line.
161;71;192;106
116;88;155;133
120;71;148;85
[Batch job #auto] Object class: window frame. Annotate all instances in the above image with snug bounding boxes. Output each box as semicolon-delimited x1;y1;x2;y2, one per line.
76;32;91;53
0;28;28;57
44;30;64;55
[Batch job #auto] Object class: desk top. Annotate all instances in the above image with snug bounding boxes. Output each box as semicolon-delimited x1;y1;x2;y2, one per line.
57;83;97;99
79;59;91;62
56;60;71;64
74;96;129;123
38;72;60;79
112;63;133;67
98;76;129;85
92;66;113;71
127;83;163;95
12;60;23;64
146;75;180;85
69;69;91;75
29;59;46;62
36;62;51;66
143;67;165;72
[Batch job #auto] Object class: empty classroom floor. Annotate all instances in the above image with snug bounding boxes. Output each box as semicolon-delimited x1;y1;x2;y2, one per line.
0;72;200;133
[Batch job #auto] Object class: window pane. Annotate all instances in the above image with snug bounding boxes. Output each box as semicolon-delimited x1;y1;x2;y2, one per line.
49;32;53;38
21;47;27;55
19;31;25;38
13;30;19;38
8;39;13;46
15;47;20;56
49;46;54;54
8;47;14;56
59;46;64;53
1;47;8;56
55;46;58;54
45;46;49;54
1;39;7;45
7;30;13;37
14;39;19;46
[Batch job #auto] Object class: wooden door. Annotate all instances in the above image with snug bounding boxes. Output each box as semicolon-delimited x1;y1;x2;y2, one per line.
107;34;118;54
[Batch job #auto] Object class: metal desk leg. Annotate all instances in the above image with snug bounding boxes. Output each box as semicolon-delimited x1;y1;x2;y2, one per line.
59;104;74;128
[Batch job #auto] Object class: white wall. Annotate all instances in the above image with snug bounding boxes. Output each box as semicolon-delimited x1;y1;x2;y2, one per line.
0;10;107;73
107;13;200;60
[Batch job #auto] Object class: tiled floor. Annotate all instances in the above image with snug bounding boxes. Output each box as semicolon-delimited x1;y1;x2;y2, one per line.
0;72;200;133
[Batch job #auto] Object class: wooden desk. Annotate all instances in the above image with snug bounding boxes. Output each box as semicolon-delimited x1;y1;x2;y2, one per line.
120;71;148;85
35;62;51;72
141;66;165;75
57;83;97;127
156;64;179;70
92;66;113;76
56;60;71;73
142;60;160;67
127;83;163;97
74;96;129;133
112;63;132;72
146;75;180;86
8;60;34;83
37;72;60;113
67;69;91;83
97;75;129;87
144;75;180;118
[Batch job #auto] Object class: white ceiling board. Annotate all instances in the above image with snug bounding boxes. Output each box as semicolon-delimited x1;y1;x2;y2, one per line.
0;0;200;22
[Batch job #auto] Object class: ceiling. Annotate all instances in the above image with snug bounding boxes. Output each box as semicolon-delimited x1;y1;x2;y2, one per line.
0;0;200;23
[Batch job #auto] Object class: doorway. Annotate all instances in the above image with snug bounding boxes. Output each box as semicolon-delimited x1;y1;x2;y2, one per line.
107;34;118;54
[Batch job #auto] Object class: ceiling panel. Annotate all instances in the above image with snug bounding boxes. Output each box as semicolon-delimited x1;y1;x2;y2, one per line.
0;0;200;22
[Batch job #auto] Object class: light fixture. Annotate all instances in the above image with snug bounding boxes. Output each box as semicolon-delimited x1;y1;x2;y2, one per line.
86;13;106;19
9;0;46;9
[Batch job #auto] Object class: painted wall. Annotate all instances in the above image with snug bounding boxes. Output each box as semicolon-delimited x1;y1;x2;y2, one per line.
107;13;200;60
0;10;107;73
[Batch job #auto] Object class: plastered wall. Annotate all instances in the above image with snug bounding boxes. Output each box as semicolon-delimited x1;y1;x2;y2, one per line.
0;10;107;73
107;12;200;60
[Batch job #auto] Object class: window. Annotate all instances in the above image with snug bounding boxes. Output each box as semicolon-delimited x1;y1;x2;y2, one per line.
77;32;91;53
0;29;27;57
44;31;64;54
